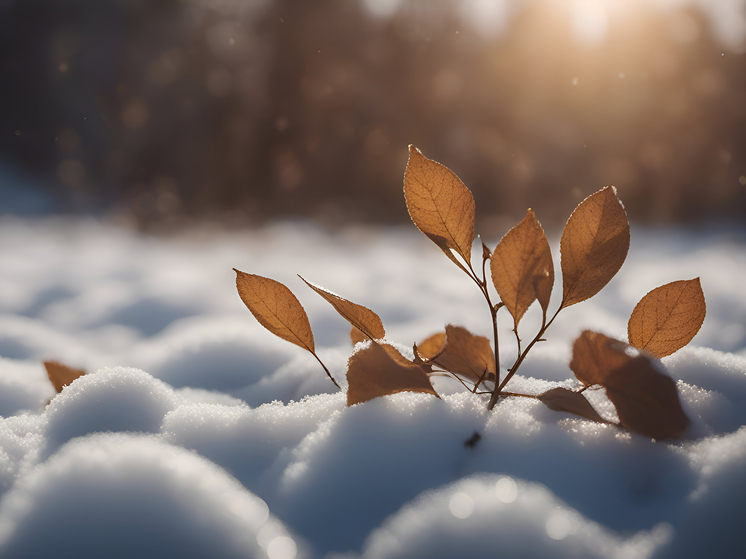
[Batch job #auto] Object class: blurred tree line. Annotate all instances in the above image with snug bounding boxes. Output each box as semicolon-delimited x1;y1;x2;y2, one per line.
1;0;745;232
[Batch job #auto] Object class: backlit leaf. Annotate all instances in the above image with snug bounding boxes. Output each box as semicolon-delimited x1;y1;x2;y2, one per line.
415;332;446;360
605;357;690;439
628;278;706;358
428;324;495;383
537;387;609;424
346;341;439;406
490;208;554;325
569;330;690;439
44;361;86;393
404;145;475;272
300;276;385;341
234;270;315;353
560;187;630;308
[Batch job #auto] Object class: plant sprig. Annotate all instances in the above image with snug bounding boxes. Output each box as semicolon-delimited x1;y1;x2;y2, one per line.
235;145;706;440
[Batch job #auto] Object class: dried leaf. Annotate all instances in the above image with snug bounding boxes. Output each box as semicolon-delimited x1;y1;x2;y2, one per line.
560;187;630;308
350;326;367;345
569;330;632;386
415;332;446;360
490;209;554;325
628;278;706;358
537;387;609;424
300;276;385;341
605;357;690;439
44;361;86;393
346;341;439;406
404;145;475;271
428;325;495;383
569;330;690;439
234;270;315;353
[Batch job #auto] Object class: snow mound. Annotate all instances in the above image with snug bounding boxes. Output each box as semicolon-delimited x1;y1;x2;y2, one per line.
352;475;673;559
0;433;303;559
41;367;178;458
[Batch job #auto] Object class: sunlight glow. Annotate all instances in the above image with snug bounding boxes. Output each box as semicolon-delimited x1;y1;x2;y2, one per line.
572;0;609;44
362;0;402;19
459;0;510;38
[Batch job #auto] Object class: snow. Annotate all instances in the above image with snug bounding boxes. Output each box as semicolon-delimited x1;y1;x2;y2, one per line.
0;216;744;558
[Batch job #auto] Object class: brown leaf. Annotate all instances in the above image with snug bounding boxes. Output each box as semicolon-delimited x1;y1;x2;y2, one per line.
415;332;446;360
490;209;554;325
537;387;609;424
569;330;631;386
605;357;690;439
403;145;475;272
346;341;439;406
44;361;86;393
234;270;315;353
628;278;706;358
300;276;385;342
569;330;690;439
350;326;367;345
560;187;630;308
428;324;495;384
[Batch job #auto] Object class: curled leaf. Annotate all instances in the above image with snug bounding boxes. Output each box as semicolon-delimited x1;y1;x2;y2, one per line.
350;326;367;345
490;209;554;325
628;278;706;358
604;358;690;439
346;341;439;406
44;361;86;393
404;145;475;272
415;332;446;360
300;276;385;342
537;387;609;424
416;325;495;384
235;270;315;353
569;330;690;439
560;187;630;308
569;330;631;386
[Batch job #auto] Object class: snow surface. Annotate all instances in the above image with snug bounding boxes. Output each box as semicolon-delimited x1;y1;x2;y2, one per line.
0;216;745;558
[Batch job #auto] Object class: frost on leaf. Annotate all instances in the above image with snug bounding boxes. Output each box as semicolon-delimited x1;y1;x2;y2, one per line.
346;341;439;406
537;387;609;424
628;278;706;358
569;330;689;439
560;187;630;308
350;326;368;345
234;270;315;353
300;276;385;342
417;324;495;384
490;208;554;325
403;145;475;273
44;361;86;393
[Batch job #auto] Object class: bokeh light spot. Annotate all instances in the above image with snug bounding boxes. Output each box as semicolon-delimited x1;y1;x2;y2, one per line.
448;492;474;519
546;512;574;540
495;476;518;503
267;536;297;559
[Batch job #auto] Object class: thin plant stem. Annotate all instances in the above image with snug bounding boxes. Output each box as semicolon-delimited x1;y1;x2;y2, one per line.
312;352;341;390
513;327;522;365
476;252;501;388
488;306;561;409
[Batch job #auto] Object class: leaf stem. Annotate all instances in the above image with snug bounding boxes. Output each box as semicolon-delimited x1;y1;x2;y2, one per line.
312;352;342;390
